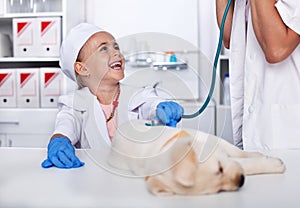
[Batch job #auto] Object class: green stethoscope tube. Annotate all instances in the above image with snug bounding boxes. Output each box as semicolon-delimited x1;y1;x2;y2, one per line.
182;0;232;119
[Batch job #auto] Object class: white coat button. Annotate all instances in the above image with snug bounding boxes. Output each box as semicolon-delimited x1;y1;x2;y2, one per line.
248;106;254;113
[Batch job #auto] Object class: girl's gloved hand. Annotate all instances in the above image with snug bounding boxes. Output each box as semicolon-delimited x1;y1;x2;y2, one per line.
156;101;184;127
41;136;85;169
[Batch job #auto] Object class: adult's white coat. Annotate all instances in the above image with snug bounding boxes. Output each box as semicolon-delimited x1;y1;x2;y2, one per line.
229;0;300;150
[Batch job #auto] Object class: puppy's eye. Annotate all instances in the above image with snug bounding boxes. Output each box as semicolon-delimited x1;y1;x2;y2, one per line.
217;161;223;174
219;166;223;173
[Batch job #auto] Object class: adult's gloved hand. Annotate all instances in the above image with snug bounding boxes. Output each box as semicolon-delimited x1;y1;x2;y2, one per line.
156;101;184;127
41;136;84;169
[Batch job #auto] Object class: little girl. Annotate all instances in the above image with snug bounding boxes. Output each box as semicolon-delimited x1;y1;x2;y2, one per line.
41;23;183;169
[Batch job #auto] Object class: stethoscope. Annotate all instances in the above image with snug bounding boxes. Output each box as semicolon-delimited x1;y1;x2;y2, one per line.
147;0;233;126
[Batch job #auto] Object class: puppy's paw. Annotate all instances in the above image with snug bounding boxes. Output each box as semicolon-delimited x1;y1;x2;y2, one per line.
148;177;175;196
265;156;286;173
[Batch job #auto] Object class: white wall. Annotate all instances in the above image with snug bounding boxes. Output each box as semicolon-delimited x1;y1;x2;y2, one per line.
85;0;219;63
198;0;219;62
86;0;197;45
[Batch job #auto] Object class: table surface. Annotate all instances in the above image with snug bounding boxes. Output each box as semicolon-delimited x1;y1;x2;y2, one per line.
0;147;299;208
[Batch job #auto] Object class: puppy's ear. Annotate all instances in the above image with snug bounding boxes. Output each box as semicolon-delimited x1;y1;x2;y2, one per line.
172;142;197;187
148;177;175;196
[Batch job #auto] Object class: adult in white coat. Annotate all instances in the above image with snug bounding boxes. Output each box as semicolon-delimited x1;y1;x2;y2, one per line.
41;23;183;168
216;0;300;150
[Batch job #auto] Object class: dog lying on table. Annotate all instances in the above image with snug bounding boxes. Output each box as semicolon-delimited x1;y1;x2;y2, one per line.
108;120;286;196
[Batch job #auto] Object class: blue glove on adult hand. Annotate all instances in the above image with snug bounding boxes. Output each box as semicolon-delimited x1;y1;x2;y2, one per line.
41;136;84;169
156;101;184;127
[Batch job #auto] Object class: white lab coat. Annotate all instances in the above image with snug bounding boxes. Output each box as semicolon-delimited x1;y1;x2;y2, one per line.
53;84;163;148
230;0;300;150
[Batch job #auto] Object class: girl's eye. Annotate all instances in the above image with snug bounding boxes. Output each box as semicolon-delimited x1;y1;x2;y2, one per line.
114;43;120;50
99;46;108;52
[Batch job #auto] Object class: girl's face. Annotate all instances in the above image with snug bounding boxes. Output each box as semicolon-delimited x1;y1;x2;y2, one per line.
76;31;125;91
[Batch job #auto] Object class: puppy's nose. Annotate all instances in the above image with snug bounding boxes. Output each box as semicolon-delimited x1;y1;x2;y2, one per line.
238;175;245;187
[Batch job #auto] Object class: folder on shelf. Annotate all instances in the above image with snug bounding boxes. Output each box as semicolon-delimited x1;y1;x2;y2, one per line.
13;18;38;57
16;68;40;108
38;17;61;57
40;67;64;108
0;69;17;108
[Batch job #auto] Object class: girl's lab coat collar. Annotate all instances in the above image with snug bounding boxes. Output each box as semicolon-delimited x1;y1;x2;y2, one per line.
58;84;162;149
73;87;111;148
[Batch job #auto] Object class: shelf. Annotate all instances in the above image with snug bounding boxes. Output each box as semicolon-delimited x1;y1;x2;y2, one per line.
0;12;64;18
0;57;59;62
0;57;60;68
217;104;231;109
0;57;59;68
219;54;230;60
0;108;58;112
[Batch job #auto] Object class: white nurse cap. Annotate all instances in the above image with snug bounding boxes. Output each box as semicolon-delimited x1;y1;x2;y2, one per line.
59;23;104;81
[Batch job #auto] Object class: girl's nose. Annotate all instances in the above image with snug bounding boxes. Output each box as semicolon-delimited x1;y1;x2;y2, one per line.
112;49;122;58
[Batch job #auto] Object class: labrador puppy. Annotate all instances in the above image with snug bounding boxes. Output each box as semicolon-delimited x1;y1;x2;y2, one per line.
108;120;285;196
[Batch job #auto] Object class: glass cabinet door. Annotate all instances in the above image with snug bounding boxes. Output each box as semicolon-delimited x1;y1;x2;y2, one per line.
4;0;62;14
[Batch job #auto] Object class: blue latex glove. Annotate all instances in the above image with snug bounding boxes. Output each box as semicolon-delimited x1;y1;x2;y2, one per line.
41;136;84;169
156;101;184;127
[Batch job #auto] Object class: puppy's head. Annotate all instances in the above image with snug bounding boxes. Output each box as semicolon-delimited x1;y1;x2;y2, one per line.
147;140;245;196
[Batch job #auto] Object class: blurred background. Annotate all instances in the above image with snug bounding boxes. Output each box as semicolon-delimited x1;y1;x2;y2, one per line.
0;0;232;148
